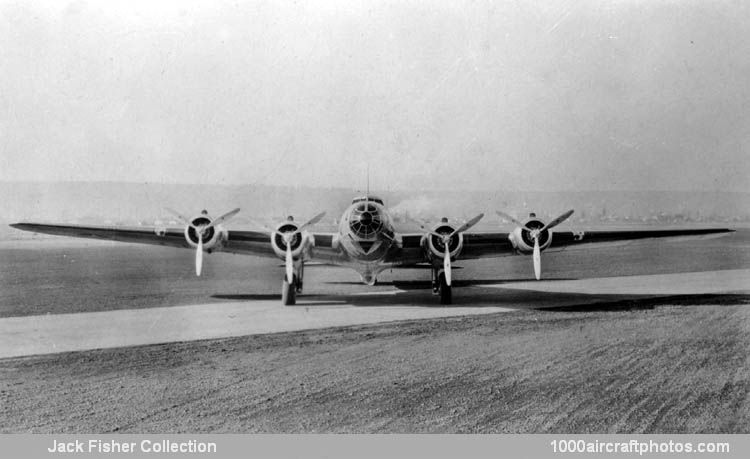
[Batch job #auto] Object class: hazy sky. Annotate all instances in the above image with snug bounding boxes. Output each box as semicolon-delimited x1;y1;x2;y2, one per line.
1;0;748;191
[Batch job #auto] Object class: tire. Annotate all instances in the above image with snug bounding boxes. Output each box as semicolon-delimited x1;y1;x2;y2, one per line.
281;278;296;306
439;272;452;305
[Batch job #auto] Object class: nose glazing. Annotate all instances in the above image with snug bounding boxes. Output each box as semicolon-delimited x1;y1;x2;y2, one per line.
359;212;373;225
349;204;382;238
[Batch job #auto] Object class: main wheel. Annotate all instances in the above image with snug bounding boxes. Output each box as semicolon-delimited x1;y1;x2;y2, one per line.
281;278;296;306
438;272;452;305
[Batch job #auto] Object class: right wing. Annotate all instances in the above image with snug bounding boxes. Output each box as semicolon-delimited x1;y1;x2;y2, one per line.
546;227;735;252
386;227;734;265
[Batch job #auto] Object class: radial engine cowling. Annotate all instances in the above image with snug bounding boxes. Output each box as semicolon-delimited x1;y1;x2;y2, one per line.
183;214;225;250
270;222;307;259
509;217;553;253
424;223;464;261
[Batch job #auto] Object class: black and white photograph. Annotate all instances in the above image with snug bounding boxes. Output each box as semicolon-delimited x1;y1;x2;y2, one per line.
1;0;749;451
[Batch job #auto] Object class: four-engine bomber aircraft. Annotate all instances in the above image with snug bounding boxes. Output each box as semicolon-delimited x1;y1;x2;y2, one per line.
11;195;732;305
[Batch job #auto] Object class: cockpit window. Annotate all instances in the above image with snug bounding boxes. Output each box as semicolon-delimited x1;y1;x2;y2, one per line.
351;196;384;206
356;203;378;213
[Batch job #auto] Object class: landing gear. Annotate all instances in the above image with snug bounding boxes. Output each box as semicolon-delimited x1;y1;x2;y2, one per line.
432;268;452;305
296;261;304;294
438;271;452;305
281;276;296;306
282;261;306;305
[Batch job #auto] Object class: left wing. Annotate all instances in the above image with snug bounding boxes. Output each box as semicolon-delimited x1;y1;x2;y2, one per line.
9;223;342;261
10;223;194;250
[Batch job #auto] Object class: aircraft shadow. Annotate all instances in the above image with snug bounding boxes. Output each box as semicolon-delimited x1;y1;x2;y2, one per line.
212;293;325;301
538;293;750;312
211;289;750;311
324;278;578;288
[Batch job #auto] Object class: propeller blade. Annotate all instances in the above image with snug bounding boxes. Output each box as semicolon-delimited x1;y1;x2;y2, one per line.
533;235;541;281
295;211;326;234
541;209;575;232
496;210;524;227
206;208;241;229
196;232;204;276
449;213;484;238
285;240;294;284
443;243;452;287
165;207;191;225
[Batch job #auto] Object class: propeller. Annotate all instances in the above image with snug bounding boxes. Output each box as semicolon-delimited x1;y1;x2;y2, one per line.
495;210;525;227
196;232;204;276
279;212;326;284
431;213;484;287
532;235;540;281
540;209;574;233
164;207;191;225
206;208;241;229
165;207;241;276
497;209;574;280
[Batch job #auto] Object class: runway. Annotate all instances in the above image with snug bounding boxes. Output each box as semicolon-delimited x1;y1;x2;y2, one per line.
2;268;748;359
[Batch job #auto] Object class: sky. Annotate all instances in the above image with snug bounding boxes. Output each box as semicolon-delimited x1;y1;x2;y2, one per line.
0;0;748;192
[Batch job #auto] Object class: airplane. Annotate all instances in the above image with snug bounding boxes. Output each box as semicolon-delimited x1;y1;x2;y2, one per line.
10;195;733;305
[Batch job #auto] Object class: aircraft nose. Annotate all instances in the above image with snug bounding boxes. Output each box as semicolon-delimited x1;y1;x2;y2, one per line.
349;205;384;238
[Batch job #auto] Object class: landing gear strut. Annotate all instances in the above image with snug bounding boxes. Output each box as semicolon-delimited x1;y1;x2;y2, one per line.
281;261;306;306
432;268;452;305
296;261;304;294
281;275;297;306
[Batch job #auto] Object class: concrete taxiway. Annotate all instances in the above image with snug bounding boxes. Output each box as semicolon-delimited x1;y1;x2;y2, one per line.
482;268;750;295
0;301;515;359
1;269;748;359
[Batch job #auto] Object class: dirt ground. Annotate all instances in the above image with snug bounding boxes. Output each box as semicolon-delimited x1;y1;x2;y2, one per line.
2;295;749;433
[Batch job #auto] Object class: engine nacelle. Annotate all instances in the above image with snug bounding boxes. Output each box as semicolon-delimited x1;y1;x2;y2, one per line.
423;222;464;261
270;221;308;259
183;214;225;250
508;216;553;253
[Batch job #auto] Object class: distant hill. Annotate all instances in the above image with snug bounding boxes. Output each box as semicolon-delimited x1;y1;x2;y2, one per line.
1;181;748;240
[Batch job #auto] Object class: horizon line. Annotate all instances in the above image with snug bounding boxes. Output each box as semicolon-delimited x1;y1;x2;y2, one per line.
0;179;748;195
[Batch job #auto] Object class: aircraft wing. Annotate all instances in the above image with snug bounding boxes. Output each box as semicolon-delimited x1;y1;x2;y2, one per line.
545;227;734;252
223;230;343;261
9;223;342;260
10;223;194;249
388;227;733;264
11;223;733;264
386;232;515;264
